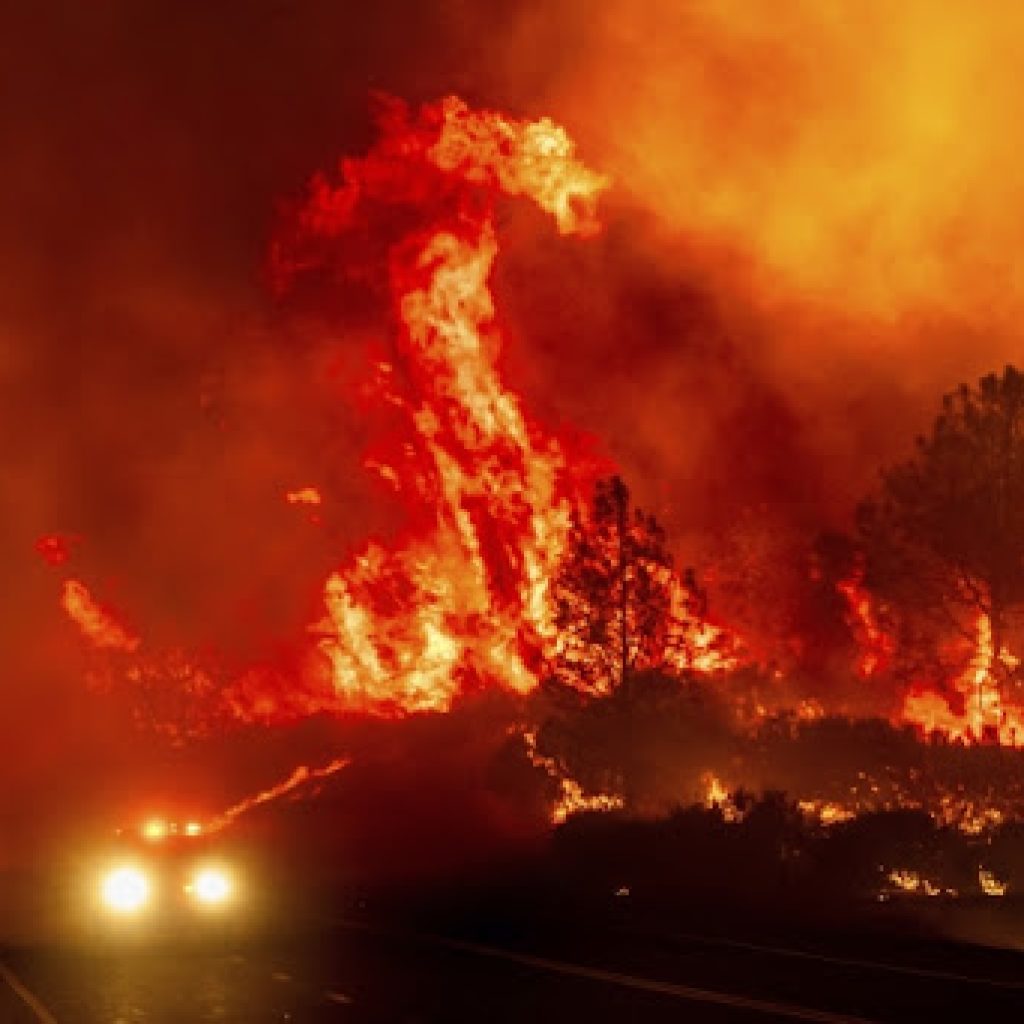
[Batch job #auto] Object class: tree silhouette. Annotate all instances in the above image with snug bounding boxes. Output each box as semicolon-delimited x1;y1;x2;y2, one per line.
551;476;707;694
536;670;734;814
857;365;1024;708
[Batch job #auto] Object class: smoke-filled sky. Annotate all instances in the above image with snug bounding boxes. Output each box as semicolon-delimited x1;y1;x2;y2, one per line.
4;1;1024;846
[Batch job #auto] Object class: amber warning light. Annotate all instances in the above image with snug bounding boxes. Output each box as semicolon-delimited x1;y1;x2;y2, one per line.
140;819;203;841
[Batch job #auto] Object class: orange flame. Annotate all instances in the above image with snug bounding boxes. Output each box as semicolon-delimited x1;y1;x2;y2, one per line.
60;579;140;653
902;613;1024;747
42;97;741;735
274;97;609;714
207;756;351;833
837;564;894;678
521;728;623;824
285;486;322;506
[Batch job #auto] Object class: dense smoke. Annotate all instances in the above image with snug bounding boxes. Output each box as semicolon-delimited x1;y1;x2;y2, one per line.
481;0;1024;528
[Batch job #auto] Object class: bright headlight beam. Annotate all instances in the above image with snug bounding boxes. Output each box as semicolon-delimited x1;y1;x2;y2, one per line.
193;868;230;904
101;866;149;913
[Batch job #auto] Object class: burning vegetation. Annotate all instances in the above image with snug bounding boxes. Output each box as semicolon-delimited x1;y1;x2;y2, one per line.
276;95;609;715
29;94;1024;903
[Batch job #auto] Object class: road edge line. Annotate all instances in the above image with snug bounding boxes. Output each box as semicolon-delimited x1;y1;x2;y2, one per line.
659;928;1024;991
0;961;59;1024
336;920;876;1024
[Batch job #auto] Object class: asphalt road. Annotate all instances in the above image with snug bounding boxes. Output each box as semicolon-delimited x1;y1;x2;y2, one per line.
3;919;1024;1023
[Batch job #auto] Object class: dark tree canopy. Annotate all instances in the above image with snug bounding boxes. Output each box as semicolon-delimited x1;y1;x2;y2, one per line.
551;476;706;694
857;365;1024;696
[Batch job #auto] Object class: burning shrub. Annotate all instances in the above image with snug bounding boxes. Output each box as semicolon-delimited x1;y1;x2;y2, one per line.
534;669;735;817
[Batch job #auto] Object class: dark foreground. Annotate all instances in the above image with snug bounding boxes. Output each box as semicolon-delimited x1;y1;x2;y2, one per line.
4;907;1024;1024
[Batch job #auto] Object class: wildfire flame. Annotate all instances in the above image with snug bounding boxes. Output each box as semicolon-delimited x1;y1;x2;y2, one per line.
35;533;74;567
60;579;140;654
837;564;894;678
285;486;322;506
885;869;953;898
903;613;1024;747
33;94;1024;848
206;756;351;833
274;97;609;714
520;727;624;824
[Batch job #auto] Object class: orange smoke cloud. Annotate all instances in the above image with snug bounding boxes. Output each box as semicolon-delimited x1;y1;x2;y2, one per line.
540;1;1024;324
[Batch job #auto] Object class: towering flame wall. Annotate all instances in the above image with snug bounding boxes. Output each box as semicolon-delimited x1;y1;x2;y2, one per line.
268;97;609;714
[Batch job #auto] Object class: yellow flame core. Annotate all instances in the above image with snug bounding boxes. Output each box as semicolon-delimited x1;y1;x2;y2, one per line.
285;486;322;506
978;868;1008;897
703;773;743;822
308;100;609;714
885;869;951;897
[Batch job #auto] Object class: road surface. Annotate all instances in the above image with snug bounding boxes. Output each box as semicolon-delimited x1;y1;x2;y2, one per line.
3;919;1023;1022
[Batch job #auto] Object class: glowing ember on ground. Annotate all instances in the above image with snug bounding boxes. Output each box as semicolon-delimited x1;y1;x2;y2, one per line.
797;800;855;827
884;869;953;898
978;868;1008;897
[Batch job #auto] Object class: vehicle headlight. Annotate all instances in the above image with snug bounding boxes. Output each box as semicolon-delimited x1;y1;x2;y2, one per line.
101;866;150;913
192;868;231;904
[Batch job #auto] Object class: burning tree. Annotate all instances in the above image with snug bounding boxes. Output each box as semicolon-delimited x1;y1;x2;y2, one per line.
527;477;737;815
550;476;723;694
857;365;1024;734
